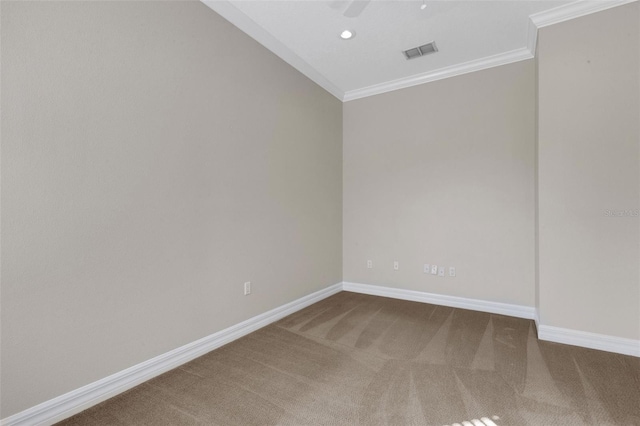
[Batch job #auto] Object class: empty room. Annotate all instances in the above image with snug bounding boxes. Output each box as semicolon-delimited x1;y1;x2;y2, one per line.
1;0;639;425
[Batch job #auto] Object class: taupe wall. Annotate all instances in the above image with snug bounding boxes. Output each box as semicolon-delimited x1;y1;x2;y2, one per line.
1;1;342;417
343;60;536;306
3;0;639;419
537;3;640;339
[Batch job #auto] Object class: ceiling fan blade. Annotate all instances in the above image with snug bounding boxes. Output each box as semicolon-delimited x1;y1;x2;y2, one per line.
343;0;371;18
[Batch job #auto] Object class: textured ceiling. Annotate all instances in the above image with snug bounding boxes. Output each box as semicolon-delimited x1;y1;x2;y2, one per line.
202;1;628;100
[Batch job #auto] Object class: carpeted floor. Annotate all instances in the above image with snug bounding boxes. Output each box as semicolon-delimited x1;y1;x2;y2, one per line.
58;291;640;425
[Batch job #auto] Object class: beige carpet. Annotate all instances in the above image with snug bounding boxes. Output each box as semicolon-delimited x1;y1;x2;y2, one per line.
58;291;640;425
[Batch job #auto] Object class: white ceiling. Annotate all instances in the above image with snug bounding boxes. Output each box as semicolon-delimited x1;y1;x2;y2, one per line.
202;0;634;100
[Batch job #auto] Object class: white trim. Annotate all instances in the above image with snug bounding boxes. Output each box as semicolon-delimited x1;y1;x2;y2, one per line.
537;324;640;357
342;48;533;102
0;283;343;426
199;0;344;101
527;0;638;55
343;0;638;101
200;0;637;102
4;284;637;425
530;0;638;30
526;17;539;56
346;283;640;357
342;282;536;320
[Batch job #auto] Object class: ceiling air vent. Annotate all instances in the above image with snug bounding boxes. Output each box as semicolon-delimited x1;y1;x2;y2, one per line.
403;41;438;60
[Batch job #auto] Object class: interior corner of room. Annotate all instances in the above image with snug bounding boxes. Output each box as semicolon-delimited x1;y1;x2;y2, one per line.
1;0;638;424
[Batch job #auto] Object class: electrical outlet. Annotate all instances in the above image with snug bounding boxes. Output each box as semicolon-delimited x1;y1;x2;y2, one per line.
393;261;399;271
431;264;438;275
424;264;430;273
244;281;251;295
449;267;456;277
367;260;373;269
438;267;445;277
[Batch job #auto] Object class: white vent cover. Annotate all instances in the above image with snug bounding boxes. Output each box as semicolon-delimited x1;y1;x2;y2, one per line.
403;41;438;60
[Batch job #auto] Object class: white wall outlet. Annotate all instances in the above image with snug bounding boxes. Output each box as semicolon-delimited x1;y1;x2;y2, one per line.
438;267;445;277
244;281;251;295
449;267;456;277
424;264;430;273
367;260;373;269
393;261;399;270
431;264;438;275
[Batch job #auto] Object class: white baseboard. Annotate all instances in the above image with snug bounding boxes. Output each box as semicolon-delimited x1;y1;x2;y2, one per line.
342;282;536;320
534;309;541;329
0;283;343;426
536;324;640;358
343;282;640;358
5;282;638;425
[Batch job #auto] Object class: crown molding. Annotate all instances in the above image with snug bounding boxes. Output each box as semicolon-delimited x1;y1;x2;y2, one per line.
530;0;637;29
527;0;638;54
527;16;539;56
342;48;533;102
200;0;344;101
202;0;638;102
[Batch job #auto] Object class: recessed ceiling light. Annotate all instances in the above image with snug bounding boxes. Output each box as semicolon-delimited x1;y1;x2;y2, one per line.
420;3;427;10
340;30;355;40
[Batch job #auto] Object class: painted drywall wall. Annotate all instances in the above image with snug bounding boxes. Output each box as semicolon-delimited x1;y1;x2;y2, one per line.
534;48;541;318
537;2;640;339
1;1;342;417
343;60;536;306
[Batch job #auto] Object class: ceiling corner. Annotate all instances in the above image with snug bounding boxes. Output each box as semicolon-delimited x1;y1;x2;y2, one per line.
200;0;346;101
